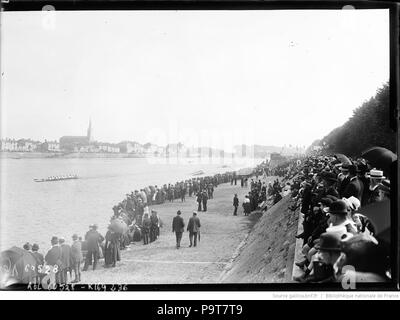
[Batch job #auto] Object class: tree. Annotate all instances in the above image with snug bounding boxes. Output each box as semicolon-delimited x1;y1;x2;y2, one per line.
321;83;395;156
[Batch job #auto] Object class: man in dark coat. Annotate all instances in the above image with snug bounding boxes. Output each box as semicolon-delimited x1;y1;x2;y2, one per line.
142;213;151;245
70;234;83;283
337;165;350;197
31;243;44;284
196;192;202;212
187;212;201;247
202;191;208;212
357;164;370;207
45;236;62;284
59;237;71;284
150;210;160;243
342;165;364;201
233;194;239;216
172;210;185;249
83;224;104;271
321;172;340;199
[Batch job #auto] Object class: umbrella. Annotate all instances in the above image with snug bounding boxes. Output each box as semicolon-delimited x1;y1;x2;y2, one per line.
0;246;37;286
361;147;397;174
334;154;352;165
359;198;391;244
109;219;128;235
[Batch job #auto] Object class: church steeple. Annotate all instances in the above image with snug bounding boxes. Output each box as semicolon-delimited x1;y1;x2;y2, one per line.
87;118;93;142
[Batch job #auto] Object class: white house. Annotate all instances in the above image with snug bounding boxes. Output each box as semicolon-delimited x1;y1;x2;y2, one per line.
0;139;18;151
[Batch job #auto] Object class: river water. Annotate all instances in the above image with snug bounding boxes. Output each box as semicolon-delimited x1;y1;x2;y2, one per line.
0;156;260;252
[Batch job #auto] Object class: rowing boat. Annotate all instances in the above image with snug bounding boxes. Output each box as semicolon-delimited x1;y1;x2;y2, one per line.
34;175;78;182
192;170;204;176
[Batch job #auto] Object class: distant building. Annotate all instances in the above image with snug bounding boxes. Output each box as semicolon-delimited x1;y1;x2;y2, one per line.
97;143;120;153
144;143;163;156
0;138;18;151
17;139;40;152
40;140;60;152
117;141;143;154
60;119;93;151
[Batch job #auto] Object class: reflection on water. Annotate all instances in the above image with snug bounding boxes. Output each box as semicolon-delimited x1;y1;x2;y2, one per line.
0;157;259;252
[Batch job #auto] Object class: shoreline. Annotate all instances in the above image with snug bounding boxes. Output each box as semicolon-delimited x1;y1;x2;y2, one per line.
0;151;147;159
81;178;277;284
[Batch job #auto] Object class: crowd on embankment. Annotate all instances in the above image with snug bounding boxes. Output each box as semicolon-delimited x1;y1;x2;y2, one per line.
2;163;287;286
283;148;394;283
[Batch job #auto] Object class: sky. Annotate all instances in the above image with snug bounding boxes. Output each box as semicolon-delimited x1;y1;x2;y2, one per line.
0;9;389;152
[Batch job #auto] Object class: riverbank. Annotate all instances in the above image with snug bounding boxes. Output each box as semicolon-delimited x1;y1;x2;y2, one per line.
81;177;278;284
0;151;146;159
220;195;299;283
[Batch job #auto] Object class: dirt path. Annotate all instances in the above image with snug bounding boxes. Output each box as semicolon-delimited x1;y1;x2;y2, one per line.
81;177;278;284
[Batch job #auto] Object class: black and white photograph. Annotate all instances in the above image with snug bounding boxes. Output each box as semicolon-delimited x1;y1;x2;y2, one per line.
0;2;397;292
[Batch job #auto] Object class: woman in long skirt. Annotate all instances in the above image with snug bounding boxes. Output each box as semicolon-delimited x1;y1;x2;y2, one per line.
104;227;121;268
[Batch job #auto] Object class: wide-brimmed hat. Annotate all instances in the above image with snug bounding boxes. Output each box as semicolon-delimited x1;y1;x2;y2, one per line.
23;242;32;250
51;236;58;245
343;196;361;211
340;234;387;274
348;165;357;175
356;164;369;174
328;200;349;215
315;233;342;252
368;169;385;179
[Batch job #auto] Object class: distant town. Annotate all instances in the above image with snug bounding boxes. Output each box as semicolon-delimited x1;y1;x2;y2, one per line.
0;120;306;158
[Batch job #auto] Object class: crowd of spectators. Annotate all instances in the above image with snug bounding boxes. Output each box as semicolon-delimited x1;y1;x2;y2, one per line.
287;152;393;283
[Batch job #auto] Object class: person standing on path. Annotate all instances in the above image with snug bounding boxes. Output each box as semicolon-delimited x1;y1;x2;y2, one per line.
45;236;62;284
70;234;83;283
142;213;151;245
172;210;185;249
59;237;71;284
83;224;104;271
196;192;203;212
233;194;239;216
202;190;208;212
187;211;201;247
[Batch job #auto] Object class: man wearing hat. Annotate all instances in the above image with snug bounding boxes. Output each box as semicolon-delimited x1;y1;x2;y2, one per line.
45;236;63;284
294;232;343;283
187;211;201;247
326;200;358;236
23;242;32;252
233;194;239;216
150;210;160;243
59;237;71;284
70;234;83;283
337;234;390;282
357;163;370;206
366;169;385;205
83;224;104;271
321;172;340;199
337;164;350;197
31;243;44;266
342;165;364;202
31;244;44;284
172;210;185;249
